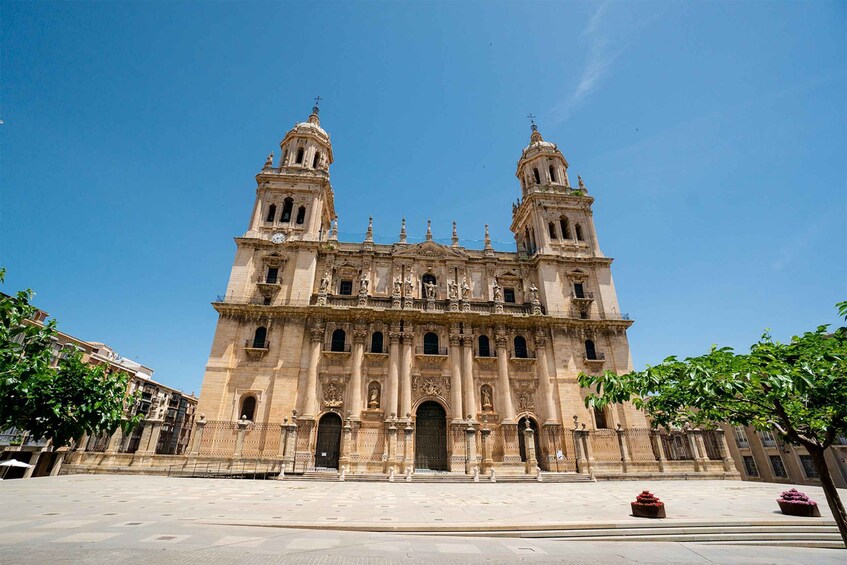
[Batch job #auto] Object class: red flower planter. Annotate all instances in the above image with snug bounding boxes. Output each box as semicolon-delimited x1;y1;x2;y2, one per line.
631;490;666;519
777;489;821;517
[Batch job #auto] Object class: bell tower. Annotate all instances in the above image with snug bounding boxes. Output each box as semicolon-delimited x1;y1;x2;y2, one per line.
245;101;336;243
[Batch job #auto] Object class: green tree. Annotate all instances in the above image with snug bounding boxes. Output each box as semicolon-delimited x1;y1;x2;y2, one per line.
578;309;847;547
0;269;140;458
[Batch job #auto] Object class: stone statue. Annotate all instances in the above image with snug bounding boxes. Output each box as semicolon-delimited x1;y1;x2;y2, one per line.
359;272;369;293
529;283;539;303
264;152;274;168
368;385;380;408
481;386;493;410
447;279;458;300
578;175;585;189
404;274;414;297
492;280;502;302
424;280;436;300
319;271;330;292
393;277;402;296
460;277;470;300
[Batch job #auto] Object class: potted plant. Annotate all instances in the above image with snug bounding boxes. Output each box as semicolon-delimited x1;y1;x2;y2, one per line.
631;490;666;519
777;488;821;517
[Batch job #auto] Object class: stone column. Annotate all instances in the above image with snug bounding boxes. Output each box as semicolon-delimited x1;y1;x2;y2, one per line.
534;330;557;424
462;334;476;419
449;332;463;422
280;418;297;476
302;322;325;420
234;418;248;459
690;427;707;472
465;419;478;475
573;423;588;475
386;417;398;474
715;428;736;473
339;416;352;473
480;419;493;474
522;420;538;476
350;325;367;419
651;429;667;472
189;415;207;457
580;425;595;477
76;433;89;453
387;330;401;418
494;330;516;423
403;420;414;474
400;328;413;419
616;423;631;473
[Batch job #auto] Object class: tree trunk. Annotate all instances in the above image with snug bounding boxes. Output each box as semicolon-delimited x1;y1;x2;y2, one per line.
807;445;847;547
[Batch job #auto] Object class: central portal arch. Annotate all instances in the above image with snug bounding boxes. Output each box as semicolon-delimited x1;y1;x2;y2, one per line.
414;401;448;471
314;412;342;469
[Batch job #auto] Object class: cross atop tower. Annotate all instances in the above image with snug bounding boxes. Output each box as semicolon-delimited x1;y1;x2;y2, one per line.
312;96;323;114
527;113;537;132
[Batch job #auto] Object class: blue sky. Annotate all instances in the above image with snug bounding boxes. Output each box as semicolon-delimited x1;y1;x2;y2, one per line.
1;2;844;395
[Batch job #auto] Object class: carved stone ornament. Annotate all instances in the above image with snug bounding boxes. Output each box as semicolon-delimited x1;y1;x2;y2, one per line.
321;374;348;408
511;376;538;412
413;375;450;398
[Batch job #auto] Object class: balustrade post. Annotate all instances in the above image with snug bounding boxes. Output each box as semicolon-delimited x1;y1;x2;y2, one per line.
572;420;588;475
234;418;248;459
580;425;595;478
651;429;667;472
465;417;478;476
480;417;493;475
281;416;298;476
714;428;736;473
523;420;538;477
386;416;397;474
339;415;352;476
616;423;631;473
105;422;126;455
189;415;206;457
403;417;414;475
686;426;705;472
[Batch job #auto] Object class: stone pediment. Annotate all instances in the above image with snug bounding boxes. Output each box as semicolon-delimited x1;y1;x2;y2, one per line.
395;240;467;259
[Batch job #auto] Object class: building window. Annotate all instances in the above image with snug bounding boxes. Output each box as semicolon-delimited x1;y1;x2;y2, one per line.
330;329;346;352
295;147;304;164
770;455;787;478
743;455;759;477
503;288;515;303
760;429;777;448
240;396;256;421
573;282;585;298
533;167;541;184
584;339;597;360
296;206;306;225
548;222;557;239
593;407;608;429
312;152;320;168
559;217;571;239
423;332;439;355
513;336;528;358
575;224;584;241
734;426;749;448
265;204;277;223
478;335;491;357
252;326;267;349
548;165;557;183
370;332;384;354
281;197;294;223
799;455;818;478
266;267;278;284
281;149;288;165
339;280;353;295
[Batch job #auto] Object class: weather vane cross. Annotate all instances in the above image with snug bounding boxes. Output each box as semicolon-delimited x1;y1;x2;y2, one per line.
314;95;323;108
527;113;536;126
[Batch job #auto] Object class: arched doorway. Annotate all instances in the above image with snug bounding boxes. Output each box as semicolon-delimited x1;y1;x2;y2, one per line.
518;416;543;469
415;401;448;471
314;412;342;469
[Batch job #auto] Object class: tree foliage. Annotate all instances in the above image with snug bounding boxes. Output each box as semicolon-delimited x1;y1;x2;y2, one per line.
0;269;141;447
578;308;847;546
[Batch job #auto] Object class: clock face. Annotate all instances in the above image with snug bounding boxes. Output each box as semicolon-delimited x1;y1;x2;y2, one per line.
271;233;286;244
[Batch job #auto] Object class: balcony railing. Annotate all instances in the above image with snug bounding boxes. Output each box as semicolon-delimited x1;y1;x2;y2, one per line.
416;346;448;356
510;350;536;359
244;340;269;350
475;350;496;358
584;352;606;362
571;290;595;300
324;344;352;353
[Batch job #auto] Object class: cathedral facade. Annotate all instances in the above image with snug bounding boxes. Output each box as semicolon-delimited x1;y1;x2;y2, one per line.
194;105;653;477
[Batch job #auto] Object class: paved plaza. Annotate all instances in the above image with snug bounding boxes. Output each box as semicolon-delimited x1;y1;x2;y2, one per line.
0;475;844;563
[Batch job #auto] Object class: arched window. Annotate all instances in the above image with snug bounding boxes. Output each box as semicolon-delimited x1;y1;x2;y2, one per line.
478;335;491;357
252;326;267;349
585;339;597;360
593;406;608;429
265;204;276;223
281;149;288;165
560;217;571;239
296;206;306;225
331;329;346;352
533;167;541;184
423;332;439;355
513;335;528;358
281;197;294;223
240;396;256;421
575;224;584;241
295;147;304;164
312;151;320;168
370;331;384;354
548;222;557;240
548;165;557;183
